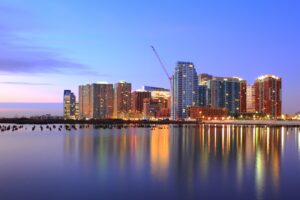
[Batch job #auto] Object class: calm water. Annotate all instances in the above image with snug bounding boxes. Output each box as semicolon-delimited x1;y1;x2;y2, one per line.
0;125;299;200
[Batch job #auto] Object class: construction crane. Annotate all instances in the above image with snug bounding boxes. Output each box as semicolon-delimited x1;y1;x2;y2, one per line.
150;46;173;88
151;46;175;119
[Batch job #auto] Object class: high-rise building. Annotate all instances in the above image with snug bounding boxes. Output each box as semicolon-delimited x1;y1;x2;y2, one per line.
172;61;198;120
207;77;242;115
131;91;151;114
198;85;208;107
198;73;213;85
75;102;79;119
63;90;76;119
114;81;132;118
239;79;247;113
79;82;114;119
246;85;255;113
254;75;282;117
79;84;92;119
91;82;114;119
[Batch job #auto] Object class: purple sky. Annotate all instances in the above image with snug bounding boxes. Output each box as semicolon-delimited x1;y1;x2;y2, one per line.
0;0;299;113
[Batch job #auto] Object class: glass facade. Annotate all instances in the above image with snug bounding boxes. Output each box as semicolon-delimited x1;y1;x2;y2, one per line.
207;77;241;115
198;85;208;107
254;75;282;117
114;81;132;118
172;62;198;120
63;90;76;119
91;83;114;119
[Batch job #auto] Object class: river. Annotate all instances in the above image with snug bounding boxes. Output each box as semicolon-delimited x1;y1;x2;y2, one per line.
0;124;299;200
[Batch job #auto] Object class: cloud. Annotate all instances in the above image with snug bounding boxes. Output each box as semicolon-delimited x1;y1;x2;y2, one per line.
0;4;97;75
0;81;51;86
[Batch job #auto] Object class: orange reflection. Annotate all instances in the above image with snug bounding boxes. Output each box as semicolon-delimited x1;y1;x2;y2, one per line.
150;126;170;179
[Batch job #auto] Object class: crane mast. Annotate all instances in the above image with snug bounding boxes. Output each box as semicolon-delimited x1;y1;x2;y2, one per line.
150;46;174;119
150;46;172;82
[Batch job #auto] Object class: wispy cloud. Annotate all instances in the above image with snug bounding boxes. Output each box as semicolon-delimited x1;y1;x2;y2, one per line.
0;4;97;75
0;81;51;86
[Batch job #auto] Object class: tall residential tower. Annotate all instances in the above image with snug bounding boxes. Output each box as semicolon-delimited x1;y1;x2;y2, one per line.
79;84;92;119
207;77;244;115
172;62;198;120
254;75;282;117
114;81;132;118
91;82;114;119
63;90;76;119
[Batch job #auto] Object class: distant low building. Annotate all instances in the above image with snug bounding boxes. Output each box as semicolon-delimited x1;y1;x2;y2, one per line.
142;85;171;119
30;114;63;120
187;106;228;120
294;113;300;120
143;97;170;119
142;86;170;99
131;91;151;114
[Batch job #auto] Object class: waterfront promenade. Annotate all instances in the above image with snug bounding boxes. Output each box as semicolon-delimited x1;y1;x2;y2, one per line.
203;119;300;127
0;118;300;127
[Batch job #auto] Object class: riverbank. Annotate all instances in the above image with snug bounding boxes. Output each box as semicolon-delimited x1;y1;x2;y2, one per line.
1;118;300;127
203;119;300;127
0;118;198;125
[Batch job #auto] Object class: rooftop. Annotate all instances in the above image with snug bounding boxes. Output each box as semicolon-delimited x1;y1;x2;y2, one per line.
256;74;281;80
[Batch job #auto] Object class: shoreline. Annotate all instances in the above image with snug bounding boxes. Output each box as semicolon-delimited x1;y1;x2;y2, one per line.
203;119;300;127
0;118;299;127
0;118;198;125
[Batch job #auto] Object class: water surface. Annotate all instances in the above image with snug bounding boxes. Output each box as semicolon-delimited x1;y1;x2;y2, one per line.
0;125;299;200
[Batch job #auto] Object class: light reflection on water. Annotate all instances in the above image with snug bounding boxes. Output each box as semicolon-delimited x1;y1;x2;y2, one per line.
0;125;299;200
298;132;300;155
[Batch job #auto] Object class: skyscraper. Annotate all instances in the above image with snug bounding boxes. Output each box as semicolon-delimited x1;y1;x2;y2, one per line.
131;90;151;114
239;79;247;113
63;90;76;119
79;82;114;119
198;73;213;85
79;84;92;119
172;61;198;120
91;82;114;119
198;85;208;107
254;75;282;117
246;85;255;113
198;74;213;108
207;77;242;115
114;81;132;118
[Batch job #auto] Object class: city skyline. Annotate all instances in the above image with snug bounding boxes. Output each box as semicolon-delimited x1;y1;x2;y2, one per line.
0;0;300;114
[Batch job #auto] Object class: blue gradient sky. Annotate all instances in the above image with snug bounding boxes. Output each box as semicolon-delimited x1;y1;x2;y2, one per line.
0;0;299;113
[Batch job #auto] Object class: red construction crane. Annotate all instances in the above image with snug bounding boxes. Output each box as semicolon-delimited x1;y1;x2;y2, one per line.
150;46;173;87
151;46;175;119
